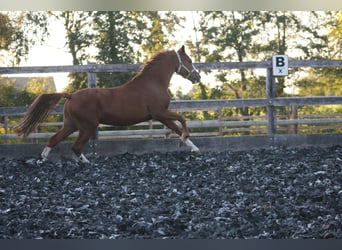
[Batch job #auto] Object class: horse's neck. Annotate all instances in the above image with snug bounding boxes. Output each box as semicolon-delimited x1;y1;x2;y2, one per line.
128;51;177;90
140;64;175;89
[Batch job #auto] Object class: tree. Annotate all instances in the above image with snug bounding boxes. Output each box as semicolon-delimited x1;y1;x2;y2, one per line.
0;11;49;65
25;77;56;95
53;11;183;90
184;11;335;135
296;11;342;97
0;13;13;52
273;11;342;134
188;12;333;105
49;11;96;91
295;11;342;96
1;11;53;134
194;11;264;120
195;11;330;99
0;80;34;107
328;11;342;58
0;80;34;137
139;11;182;59
94;11;183;87
92;11;140;87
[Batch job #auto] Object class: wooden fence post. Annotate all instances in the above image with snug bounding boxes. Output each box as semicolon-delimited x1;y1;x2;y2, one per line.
266;65;276;135
148;120;153;138
4;116;8;144
87;62;98;155
218;108;223;136
291;105;298;134
88;62;97;88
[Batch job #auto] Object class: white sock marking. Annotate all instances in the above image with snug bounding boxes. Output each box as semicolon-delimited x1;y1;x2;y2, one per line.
184;138;200;152
41;146;51;160
79;153;90;164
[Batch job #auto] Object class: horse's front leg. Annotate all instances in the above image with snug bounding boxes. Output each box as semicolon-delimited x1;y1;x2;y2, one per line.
154;110;199;152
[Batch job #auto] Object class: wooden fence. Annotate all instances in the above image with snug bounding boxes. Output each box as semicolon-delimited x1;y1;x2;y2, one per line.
1;59;342;143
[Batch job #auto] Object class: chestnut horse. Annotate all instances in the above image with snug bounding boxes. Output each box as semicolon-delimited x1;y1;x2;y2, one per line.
14;45;201;163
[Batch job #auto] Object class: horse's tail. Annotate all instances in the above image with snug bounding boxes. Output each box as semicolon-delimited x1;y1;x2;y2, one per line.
13;93;71;137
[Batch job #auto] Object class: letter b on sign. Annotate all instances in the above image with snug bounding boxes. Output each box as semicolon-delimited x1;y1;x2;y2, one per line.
272;55;288;76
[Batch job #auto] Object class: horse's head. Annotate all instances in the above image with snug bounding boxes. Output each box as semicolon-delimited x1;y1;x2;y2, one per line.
175;45;201;83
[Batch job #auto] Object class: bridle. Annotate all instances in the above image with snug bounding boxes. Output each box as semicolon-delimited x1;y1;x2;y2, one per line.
175;50;197;80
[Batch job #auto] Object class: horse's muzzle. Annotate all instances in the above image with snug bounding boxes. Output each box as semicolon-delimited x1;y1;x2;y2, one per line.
190;72;201;83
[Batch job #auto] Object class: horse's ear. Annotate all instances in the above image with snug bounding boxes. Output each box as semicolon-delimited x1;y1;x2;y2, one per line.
179;45;185;54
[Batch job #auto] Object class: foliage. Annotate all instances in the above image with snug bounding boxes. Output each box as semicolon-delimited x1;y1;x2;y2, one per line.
0;79;32;140
92;11;139;88
139;11;182;59
0;80;35;107
190;11;330;98
49;11;95;91
327;11;342;58
93;11;182;88
52;11;182;91
0;77;60;141
25;77;56;95
2;11;342;136
0;11;49;65
292;11;342;127
0;13;13;51
182;11;340;135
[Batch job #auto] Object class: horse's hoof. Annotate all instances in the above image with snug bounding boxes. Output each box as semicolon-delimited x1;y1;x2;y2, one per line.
191;148;200;153
37;158;47;165
77;153;90;164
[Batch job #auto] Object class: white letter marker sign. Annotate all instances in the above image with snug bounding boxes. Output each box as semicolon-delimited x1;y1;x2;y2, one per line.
272;55;288;76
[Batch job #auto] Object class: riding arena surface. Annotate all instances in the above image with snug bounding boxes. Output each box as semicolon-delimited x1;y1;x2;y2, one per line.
1;145;342;239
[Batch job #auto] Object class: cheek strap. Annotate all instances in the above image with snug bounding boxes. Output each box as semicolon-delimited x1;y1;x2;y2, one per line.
175;50;196;79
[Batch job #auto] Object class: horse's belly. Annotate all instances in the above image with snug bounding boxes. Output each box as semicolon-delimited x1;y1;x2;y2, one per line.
100;118;147;126
99;112;151;126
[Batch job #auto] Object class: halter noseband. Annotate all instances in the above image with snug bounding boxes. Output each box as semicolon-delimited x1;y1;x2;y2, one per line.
175;50;197;80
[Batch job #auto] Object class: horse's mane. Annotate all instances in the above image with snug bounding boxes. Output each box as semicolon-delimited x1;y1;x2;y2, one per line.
138;50;173;74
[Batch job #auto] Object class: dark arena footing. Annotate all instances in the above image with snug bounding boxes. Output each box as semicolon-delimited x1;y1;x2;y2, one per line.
0;135;342;238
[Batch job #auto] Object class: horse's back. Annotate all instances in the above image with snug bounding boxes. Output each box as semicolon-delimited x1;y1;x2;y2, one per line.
66;87;151;126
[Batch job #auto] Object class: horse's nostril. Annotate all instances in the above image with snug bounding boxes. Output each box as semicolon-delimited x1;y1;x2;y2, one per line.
192;75;201;83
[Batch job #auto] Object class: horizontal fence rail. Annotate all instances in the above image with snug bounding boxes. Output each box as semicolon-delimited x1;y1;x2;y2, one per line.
1;96;342;142
1;59;342;144
1;96;342;116
2;60;342;74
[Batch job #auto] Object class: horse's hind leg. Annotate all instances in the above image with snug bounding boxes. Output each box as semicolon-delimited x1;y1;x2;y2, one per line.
38;125;77;163
71;128;97;163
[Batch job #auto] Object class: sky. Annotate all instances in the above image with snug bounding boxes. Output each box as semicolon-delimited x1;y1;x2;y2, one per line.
15;11;202;93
